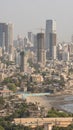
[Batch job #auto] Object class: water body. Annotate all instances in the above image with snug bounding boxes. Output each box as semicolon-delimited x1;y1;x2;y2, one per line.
17;92;50;98
17;92;73;113
60;96;73;113
60;104;73;113
64;96;73;101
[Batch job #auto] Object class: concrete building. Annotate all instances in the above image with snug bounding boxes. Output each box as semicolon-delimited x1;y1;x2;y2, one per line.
24;37;27;48
31;74;43;83
0;23;13;53
15;51;20;66
0;47;2;57
14;118;73;130
57;43;63;61
20;51;28;73
0;89;13;97
0;23;8;52
28;32;34;44
71;35;73;43
62;44;70;62
49;33;57;60
17;35;24;50
9;44;13;61
69;43;73;54
0;73;5;81
8;23;13;52
37;33;46;66
45;20;57;60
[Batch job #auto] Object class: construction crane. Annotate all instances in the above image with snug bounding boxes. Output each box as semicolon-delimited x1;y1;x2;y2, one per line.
36;28;45;33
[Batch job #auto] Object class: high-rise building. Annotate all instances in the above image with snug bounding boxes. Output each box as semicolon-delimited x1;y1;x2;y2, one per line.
8;23;13;51
28;32;34;44
17;35;24;50
15;51;20;66
45;20;57;60
0;23;8;51
0;23;13;53
20;51;28;72
24;37;27;48
49;33;57;60
33;34;37;50
37;33;46;66
8;24;13;61
71;35;73;43
62;44;70;62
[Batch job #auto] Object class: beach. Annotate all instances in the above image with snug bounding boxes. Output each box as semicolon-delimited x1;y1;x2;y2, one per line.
26;94;73;113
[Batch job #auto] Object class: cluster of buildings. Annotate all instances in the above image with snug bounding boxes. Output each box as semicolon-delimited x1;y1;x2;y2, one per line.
13;20;57;73
0;20;73;75
16;20;73;74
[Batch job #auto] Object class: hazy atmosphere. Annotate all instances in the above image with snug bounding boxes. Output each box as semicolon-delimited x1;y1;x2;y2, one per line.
0;1;73;129
0;0;73;41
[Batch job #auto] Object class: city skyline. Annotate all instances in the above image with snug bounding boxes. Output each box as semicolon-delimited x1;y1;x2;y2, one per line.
0;0;73;42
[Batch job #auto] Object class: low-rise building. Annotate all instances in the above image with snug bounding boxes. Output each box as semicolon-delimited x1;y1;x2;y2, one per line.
31;74;43;83
0;89;13;97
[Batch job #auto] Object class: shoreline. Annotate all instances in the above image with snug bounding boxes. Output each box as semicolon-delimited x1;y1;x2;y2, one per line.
26;93;73;113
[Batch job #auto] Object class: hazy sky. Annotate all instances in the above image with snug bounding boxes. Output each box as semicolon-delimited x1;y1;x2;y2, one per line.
0;0;73;42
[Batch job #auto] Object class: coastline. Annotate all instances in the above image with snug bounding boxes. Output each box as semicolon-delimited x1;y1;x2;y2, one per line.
26;93;73;113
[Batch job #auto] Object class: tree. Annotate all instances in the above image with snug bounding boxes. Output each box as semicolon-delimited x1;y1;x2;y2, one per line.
0;97;5;105
7;83;17;92
67;124;73;130
35;126;43;130
47;109;72;117
3;78;13;84
0;97;5;109
0;126;4;130
52;126;66;130
52;124;73;130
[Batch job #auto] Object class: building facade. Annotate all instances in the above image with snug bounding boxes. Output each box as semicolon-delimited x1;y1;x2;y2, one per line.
0;23;13;53
37;33;46;66
20;51;28;72
45;20;57;60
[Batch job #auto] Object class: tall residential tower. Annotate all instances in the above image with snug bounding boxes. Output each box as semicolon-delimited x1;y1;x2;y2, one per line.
0;23;13;53
45;20;57;60
37;33;46;66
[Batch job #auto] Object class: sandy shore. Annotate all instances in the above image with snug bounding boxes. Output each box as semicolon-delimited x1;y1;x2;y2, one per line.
26;94;73;112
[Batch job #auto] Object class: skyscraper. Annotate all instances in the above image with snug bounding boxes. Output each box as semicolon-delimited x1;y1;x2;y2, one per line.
45;20;57;60
20;51;28;72
62;44;70;62
49;33;57;60
37;33;46;66
8;23;13;51
0;23;13;53
0;23;8;51
28;32;34;44
71;35;73;43
24;37;27;48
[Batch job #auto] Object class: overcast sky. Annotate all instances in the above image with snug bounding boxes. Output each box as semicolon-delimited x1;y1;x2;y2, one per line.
0;0;73;42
